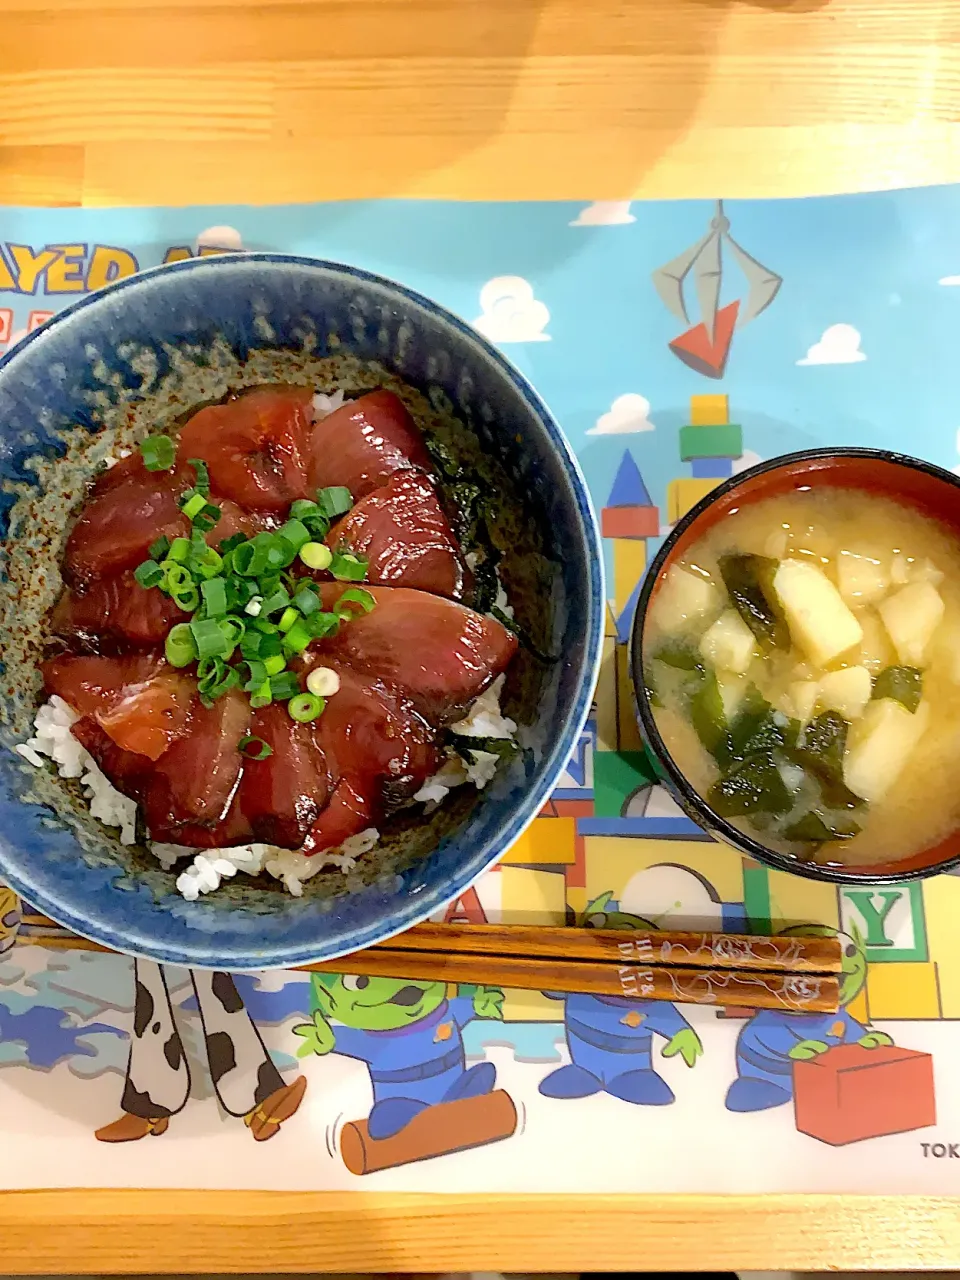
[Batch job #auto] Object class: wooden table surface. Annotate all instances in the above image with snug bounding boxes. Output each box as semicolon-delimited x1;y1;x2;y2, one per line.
3;0;960;1270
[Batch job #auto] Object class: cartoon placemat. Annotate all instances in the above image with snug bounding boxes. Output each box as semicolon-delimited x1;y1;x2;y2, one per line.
2;191;960;1193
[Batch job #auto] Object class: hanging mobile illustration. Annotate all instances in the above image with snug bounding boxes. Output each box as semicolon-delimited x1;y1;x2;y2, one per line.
652;200;782;379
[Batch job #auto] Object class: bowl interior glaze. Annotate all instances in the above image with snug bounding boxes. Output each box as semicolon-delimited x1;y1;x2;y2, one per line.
631;447;960;885
0;254;603;968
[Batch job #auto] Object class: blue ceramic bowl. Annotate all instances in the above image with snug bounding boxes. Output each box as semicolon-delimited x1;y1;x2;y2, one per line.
0;254;602;969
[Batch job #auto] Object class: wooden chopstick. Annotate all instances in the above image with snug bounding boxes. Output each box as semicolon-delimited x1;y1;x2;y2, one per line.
305;948;840;1013
371;921;842;974
15;918;840;1012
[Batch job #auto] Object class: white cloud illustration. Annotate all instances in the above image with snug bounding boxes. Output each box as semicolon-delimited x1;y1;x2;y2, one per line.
473;277;550;343
587;393;655;436
732;448;764;474
940;274;960;286
195;225;244;253
797;324;867;366
570;200;635;227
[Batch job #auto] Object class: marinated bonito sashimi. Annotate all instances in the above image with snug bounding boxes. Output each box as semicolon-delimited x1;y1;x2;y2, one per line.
324;470;468;599
307;389;432;499
37;383;521;893
52;570;184;649
311;584;517;720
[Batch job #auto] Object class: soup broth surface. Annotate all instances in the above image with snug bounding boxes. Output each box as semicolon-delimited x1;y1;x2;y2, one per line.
645;486;960;869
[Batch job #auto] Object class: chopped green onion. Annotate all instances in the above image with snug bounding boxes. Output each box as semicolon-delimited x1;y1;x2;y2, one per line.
330;550;368;582
260;587;291;617
306;666;341;697
293;585;321;616
221;616;244;649
204;665;240;703
278;606;299;633
172;585;200;613
162;562;190;590
245;596;263;616
189;546;223;580
141;435;175;471
263;654;286;677
234;541;267;576
291;499;321;520
316;486;353;518
188;458;210;497
299;542;333;571
270;671;301;701
306;610;340;639
335;587;376;617
149;535;171;561
244;660;268;689
288;692;324;722
201;578;227;618
250;679;273;709
197;656;225;694
134;559;165;589
190;618;231;660
219;532;246;555
259;631;283;659
276;519;311;553
239;734;273;761
240;630;263;660
182;492;207;521
167;537;191;564
193;502;222;533
282;619;313;654
270;538;297;570
165;623;196;667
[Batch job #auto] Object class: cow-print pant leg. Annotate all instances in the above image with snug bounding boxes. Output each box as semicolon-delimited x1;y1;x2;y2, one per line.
121;959;191;1120
191;971;284;1118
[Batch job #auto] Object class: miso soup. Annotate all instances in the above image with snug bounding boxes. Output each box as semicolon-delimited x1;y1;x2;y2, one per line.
644;487;960;868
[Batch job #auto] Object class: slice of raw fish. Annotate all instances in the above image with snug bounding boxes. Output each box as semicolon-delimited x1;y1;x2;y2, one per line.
313;584;518;720
238;702;330;848
141;688;249;837
96;673;195;762
71;717;256;849
300;664;439;854
177;386;313;513
300;778;375;857
307;390;430;500
324;470;467;599
43;653;164;717
44;653;193;761
155;797;255;850
64;465;189;586
51;569;184;650
71;717;153;802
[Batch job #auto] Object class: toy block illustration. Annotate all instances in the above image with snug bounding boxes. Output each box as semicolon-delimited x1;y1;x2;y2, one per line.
667;477;721;522
0;309;12;344
793;1044;935;1145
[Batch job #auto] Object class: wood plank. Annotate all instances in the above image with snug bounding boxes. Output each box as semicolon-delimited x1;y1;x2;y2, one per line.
0;144;82;204
1;1190;960;1272
79;124;960;207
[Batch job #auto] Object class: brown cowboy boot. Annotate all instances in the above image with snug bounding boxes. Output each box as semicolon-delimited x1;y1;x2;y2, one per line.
95;1113;170;1143
244;1075;307;1142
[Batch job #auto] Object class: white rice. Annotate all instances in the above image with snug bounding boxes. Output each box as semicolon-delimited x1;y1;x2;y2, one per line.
413;675;517;812
17;696;138;845
311;389;345;421
450;673;517;739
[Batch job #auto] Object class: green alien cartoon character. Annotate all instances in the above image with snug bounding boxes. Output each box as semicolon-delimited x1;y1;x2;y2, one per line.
538;893;704;1105
725;922;893;1112
294;973;504;1139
